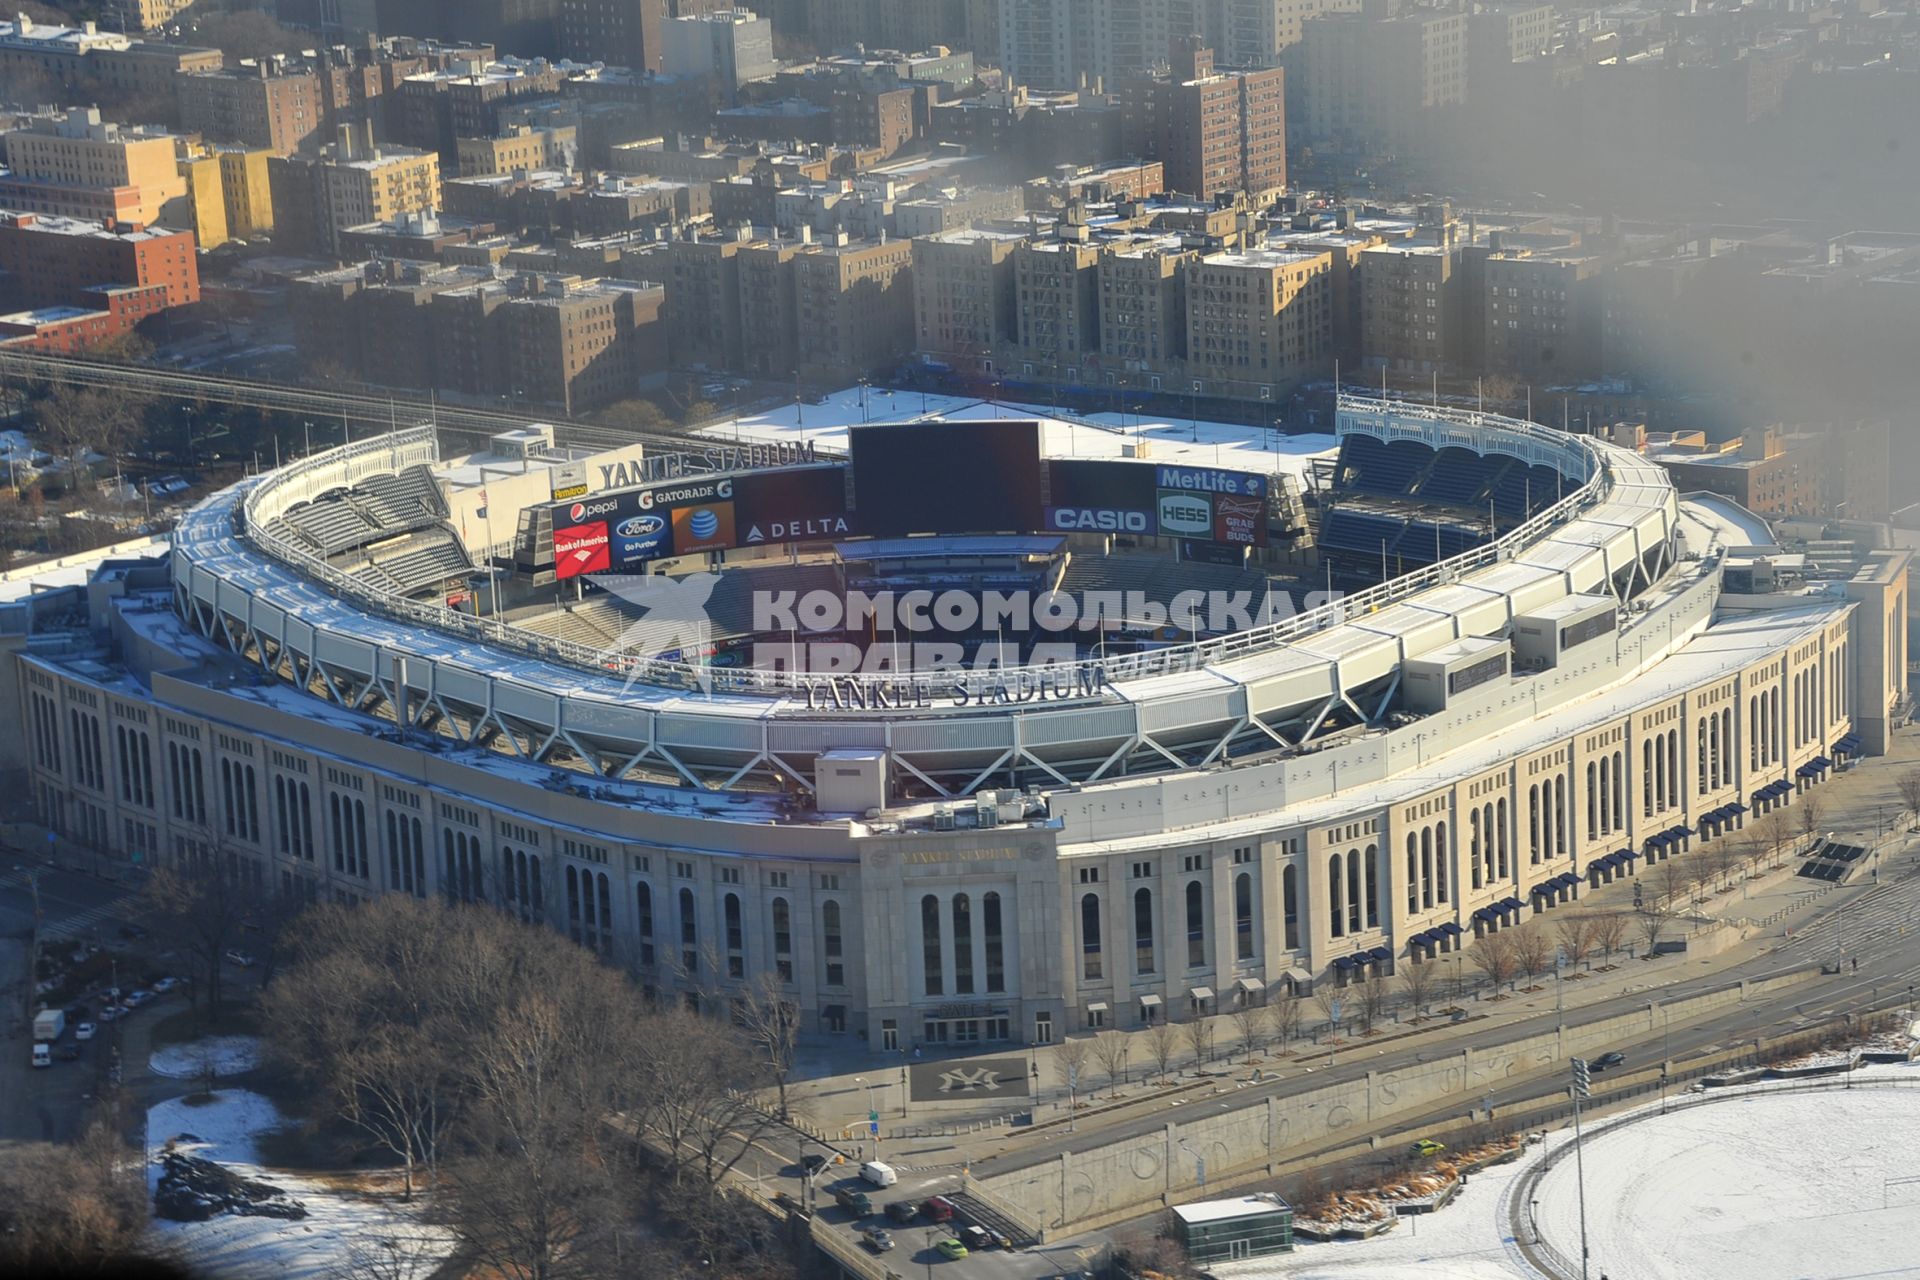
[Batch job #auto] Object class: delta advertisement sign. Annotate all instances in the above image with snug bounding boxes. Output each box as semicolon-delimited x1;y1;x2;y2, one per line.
1044;461;1268;546
549;465;854;571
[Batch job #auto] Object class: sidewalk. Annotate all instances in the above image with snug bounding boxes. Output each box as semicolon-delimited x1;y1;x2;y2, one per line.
782;724;1920;1165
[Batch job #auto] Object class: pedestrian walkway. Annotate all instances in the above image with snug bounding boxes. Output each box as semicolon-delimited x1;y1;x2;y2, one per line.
39;896;133;942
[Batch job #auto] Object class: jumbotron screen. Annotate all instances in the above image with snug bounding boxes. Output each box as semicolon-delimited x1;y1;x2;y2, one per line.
848;421;1044;537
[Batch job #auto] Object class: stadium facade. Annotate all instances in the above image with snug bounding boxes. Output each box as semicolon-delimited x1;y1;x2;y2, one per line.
7;397;1908;1049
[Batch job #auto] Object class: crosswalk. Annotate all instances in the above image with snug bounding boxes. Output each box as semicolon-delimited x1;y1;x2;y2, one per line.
38;899;132;942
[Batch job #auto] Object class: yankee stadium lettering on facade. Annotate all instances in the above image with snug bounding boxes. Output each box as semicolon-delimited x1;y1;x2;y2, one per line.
593;440;819;491
796;665;1112;711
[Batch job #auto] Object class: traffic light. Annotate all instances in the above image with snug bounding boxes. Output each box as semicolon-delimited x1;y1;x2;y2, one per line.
1571;1057;1592;1099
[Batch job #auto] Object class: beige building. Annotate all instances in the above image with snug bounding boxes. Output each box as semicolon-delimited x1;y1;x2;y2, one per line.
174;152;228;249
910;227;1020;372
0;107;185;227
456;124;578;177
1012;237;1100;373
1096;237;1193;370
217;148;274;241
119;0;197;29
1185;247;1334;395
316;129;442;257
793;233;916;383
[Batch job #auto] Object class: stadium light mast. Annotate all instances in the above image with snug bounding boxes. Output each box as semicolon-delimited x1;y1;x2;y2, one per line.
1571;1058;1594;1279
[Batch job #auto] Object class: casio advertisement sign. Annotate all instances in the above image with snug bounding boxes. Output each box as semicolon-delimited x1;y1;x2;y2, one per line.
1046;506;1151;533
1156;491;1213;538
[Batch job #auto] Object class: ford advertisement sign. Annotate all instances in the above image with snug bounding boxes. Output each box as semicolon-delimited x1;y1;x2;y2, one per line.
611;513;668;567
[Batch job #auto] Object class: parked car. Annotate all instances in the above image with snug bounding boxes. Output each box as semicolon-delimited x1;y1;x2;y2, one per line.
1409;1138;1446;1158
224;950;255;967
959;1225;994;1252
32;1043;49;1068
884;1200;919;1225
74;1021;96;1041
861;1226;895;1253
95;1005;123;1023
1592;1051;1626;1071
834;1187;873;1217
934;1237;968;1261
923;1196;956;1223
152;977;180;994
124;990;155;1008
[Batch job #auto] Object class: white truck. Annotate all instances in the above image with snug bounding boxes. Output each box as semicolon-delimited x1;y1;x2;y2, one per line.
32;1008;64;1041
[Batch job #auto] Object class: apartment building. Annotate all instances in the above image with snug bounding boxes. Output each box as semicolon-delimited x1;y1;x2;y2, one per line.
0;15;220;124
0;106;185;227
456;123;579;176
217;148;275;240
1184;246;1333;394
1298;0;1468;152
1011;236;1101;372
504;276;666;414
177;63;324;155
910;227;1021;370
1097;237;1194;369
791;233;915;382
1119;39;1286;201
560;0;669;73
1483;237;1605;380
269;125;442;258
0;211;198;351
393;61;569;163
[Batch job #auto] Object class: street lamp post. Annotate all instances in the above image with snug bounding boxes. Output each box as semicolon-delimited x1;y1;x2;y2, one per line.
856;1076;882;1159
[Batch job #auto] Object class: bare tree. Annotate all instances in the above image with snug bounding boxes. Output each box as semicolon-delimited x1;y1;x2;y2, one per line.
1509;924;1553;989
1399;961;1435;1019
736;972;800;1120
1638;906;1671;955
1055;1036;1092;1107
139;855;250;1024
1468;932;1517;992
1264;995;1301;1052
1229;1000;1263;1061
1357;972;1391;1031
1092;1029;1132;1091
1797;794;1825;850
1144;1019;1181;1082
1313;985;1342;1038
1756;807;1794;868
1898;770;1920;823
1657;859;1688;915
1182;1014;1216;1068
0;1111;147;1274
1592;912;1629;964
1554;916;1594;971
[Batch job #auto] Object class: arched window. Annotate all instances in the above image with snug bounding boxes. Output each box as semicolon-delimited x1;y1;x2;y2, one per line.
1081;892;1103;980
1495;801;1507;880
1346;851;1362;934
1406;835;1419;914
724;892;743;950
1612;751;1624;832
771;897;792;982
1587;761;1599;838
1281;866;1299;950
821;900;844;987
636;882;655;966
921;894;943;995
952;893;974;994
678;886;698;974
983;892;1005;994
1234;873;1255;960
1134;886;1156;973
1435;820;1450;901
1470;810;1483;890
1363;844;1379;928
564;864;580;940
1185;880;1206;968
1329;853;1346;937
1421;827;1434;908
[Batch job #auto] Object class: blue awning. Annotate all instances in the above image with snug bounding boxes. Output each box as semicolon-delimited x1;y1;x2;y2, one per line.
1812;756;1831;770
1473;907;1493;921
1332;955;1356;970
1351;950;1376;968
1666;825;1691;840
1797;763;1818;778
1835;733;1861;754
1368;946;1392;962
1441;921;1464;936
1531;882;1552;896
1560;871;1582;887
1647;832;1669;847
1502;896;1525;912
1728;801;1748;814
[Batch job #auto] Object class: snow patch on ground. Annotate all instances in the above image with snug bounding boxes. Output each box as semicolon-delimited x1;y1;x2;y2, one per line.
149;1034;263;1080
145;1089;453;1280
1215;1060;1920;1280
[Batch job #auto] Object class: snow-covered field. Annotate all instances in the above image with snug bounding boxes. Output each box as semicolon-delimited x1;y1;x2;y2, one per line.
145;1088;452;1280
149;1033;263;1080
1215;1061;1920;1280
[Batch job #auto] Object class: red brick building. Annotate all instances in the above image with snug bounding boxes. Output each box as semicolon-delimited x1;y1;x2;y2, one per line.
1119;39;1287;201
0;213;198;349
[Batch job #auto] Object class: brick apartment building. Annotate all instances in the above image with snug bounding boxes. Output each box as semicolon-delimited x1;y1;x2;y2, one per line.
1119;39;1287;201
177;63;324;155
0;211;199;351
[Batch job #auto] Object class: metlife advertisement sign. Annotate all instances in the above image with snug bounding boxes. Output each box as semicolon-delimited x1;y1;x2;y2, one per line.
1044;460;1267;545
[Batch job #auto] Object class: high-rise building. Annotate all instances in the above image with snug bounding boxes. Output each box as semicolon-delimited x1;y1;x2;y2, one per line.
177;63;324;155
0;107;186;227
1012;235;1101;371
270;124;442;257
1097;238;1193;369
1299;0;1467;152
1120;39;1286;199
661;9;778;98
559;0;669;72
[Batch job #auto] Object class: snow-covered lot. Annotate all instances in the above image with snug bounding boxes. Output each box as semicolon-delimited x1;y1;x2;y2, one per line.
148;1033;263;1080
145;1088;452;1280
1217;1062;1920;1280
